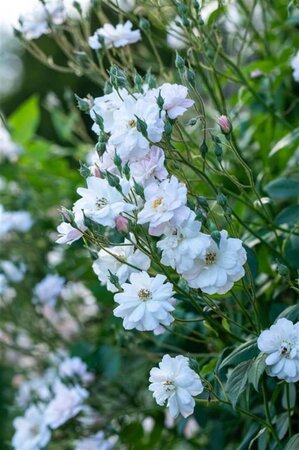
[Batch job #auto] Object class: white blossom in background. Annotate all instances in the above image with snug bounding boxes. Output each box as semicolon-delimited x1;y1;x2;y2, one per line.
149;355;203;418
74;176;134;228
16;369;56;408
0;123;22;162
18;0;66;40
129;146;168;186
89;21;141;50
92;240;151;293
109;96;165;161
181;230;247;294
291;50;299;82
138;176;190;236
111;0;136;12
113;271;175;331
39;305;80;340
56;222;83;245
59;356;94;384
44;381;89;429
75;431;116;450
166;17;187;49
151;83;194;119
0;260;26;282
33;274;65;307
157;212;210;273
257;318;299;383
12;405;51;450
0;205;33;238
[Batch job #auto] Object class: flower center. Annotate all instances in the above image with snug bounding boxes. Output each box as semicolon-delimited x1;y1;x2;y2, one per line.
96;197;108;209
205;251;217;265
280;341;292;358
138;288;151;300
127;119;137;128
152;197;163;209
162;380;175;391
30;425;39;436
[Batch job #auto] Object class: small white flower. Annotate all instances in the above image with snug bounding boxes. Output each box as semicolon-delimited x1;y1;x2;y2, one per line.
0;206;33;238
74;176;134;228
92;240;151;293
44;381;88;429
90;89;129;135
113;271;175;331
33;274;65;307
87;145;118;177
151;83;194;119
56;222;83;245
18;1;66;40
16;370;55;408
12;405;51;450
181;230;247;294
0;123;22;162
157;212;210;273
0;260;26;282
257;318;299;383
149;355;203;418
111;0;136;12
59;356;94;384
109;96;165;162
89;21;141;50
166;17;187;50
75;431;116;450
129;146;168;186
138;176;190;236
291;50;299;82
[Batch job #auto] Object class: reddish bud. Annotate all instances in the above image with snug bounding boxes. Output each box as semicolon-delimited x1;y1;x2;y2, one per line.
218;115;232;135
115;215;129;233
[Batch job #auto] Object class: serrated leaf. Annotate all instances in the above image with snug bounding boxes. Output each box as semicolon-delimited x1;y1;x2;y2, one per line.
248;353;267;391
285;434;299;450
269;128;299;157
264;178;299;200
219;340;258;370
226;360;252;407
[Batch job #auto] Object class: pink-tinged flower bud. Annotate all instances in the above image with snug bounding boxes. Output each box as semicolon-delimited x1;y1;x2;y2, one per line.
115;215;129;233
250;69;263;79
93;167;101;178
218;115;232;135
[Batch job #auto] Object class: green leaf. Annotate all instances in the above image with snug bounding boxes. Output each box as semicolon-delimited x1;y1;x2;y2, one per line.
264;177;299;200
236;424;259;450
9;96;40;144
248;427;267;450
275;412;289;440
285;434;299;450
275;205;299;227
282;383;296;409
269;128;299;157
248;353;267;391
226;360;252;407
219;340;258;370
285;235;299;268
277;305;299;323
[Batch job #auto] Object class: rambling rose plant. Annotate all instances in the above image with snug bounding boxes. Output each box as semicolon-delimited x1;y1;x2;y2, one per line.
1;0;298;449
